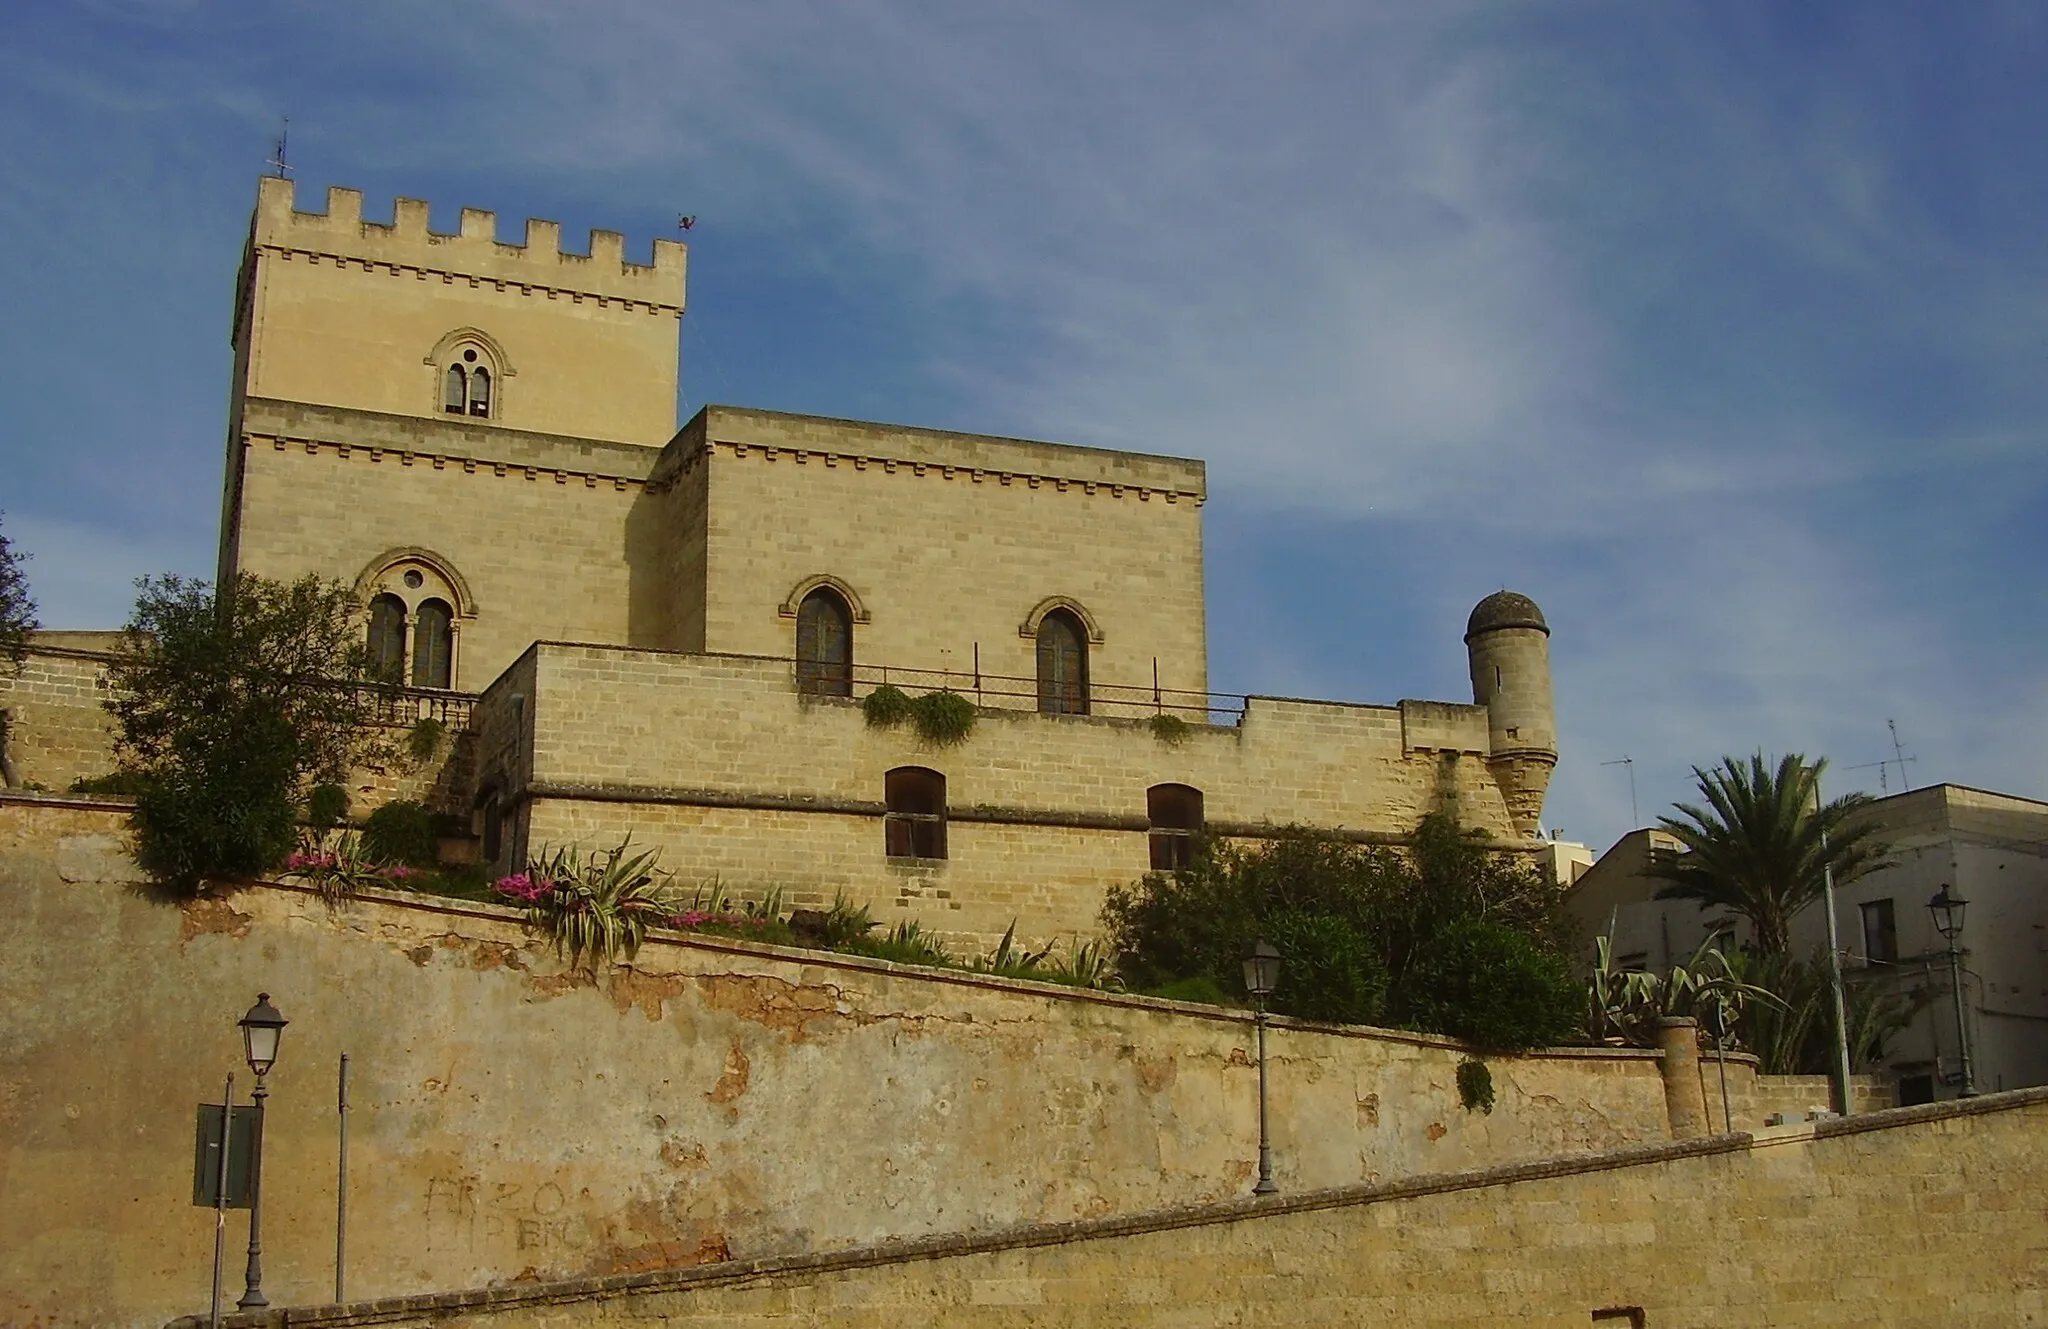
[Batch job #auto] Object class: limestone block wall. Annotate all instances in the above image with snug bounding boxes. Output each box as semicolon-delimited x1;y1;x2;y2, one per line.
246;1091;2048;1328
676;407;1210;695
230;400;657;690
0;636;121;790
238;178;684;444
0;802;1668;1329
477;645;1521;946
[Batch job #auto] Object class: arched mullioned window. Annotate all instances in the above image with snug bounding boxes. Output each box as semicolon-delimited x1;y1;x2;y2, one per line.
367;594;408;684
1036;609;1089;715
796;586;854;697
884;767;947;860
443;346;493;418
411;599;454;689
1147;784;1204;871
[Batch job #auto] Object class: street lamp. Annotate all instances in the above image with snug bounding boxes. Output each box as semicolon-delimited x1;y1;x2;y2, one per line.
1241;940;1281;1196
236;994;288;1310
1926;888;1976;1098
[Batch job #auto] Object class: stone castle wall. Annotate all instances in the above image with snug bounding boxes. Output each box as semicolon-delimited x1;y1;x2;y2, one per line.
2;800;1671;1329
672;406;1211;696
0;635;120;791
480;644;1521;947
232;1091;2046;1328
231;399;657;691
239;178;684;445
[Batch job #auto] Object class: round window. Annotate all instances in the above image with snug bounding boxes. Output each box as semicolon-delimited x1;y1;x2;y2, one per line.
462;348;478;363
403;570;425;589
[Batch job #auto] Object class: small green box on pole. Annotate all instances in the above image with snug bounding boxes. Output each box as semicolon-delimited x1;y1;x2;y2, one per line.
192;1104;256;1209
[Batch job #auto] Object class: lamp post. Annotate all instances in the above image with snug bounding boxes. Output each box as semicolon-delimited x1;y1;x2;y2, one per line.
236;993;288;1310
1926;887;1976;1098
1241;940;1281;1196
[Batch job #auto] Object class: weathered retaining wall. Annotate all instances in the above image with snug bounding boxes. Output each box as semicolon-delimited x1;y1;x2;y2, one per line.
188;1090;2048;1328
1;801;1679;1329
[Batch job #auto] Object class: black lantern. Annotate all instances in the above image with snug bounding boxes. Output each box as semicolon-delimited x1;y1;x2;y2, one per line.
1241;940;1281;1000
238;993;288;1077
1927;886;1967;943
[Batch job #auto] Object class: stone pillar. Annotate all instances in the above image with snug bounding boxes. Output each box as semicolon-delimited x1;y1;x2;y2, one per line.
1657;1016;1709;1141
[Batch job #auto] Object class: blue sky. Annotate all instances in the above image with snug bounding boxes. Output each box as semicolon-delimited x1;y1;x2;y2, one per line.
2;1;2042;850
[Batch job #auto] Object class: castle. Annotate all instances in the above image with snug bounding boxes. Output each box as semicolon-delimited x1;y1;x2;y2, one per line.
17;176;1562;945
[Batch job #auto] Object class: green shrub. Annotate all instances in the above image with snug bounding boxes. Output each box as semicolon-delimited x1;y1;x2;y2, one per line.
69;770;152;796
1103;815;1581;1048
1260;909;1388;1026
1141;975;1236;1007
861;684;914;728
1457;1058;1495;1114
362;800;440;867
103;572;386;896
305;782;350;830
132;751;298;891
815;892;879;946
1146;713;1191;745
1403;918;1582;1050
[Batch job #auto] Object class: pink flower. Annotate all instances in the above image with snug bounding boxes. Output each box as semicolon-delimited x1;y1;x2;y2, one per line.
493;873;556;903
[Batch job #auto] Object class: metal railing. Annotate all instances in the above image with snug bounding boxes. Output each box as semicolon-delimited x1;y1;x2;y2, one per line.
808;660;1248;725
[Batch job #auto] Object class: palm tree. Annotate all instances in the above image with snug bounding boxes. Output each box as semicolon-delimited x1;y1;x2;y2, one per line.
1648;753;1891;956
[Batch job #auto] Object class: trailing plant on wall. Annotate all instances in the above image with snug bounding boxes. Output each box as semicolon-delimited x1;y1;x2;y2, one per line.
406;716;447;765
1146;713;1191;746
860;684;977;746
1456;1058;1495;1114
494;838;679;970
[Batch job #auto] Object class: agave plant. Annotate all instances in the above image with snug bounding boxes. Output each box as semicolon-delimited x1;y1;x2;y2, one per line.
1043;937;1125;991
972;920;1057;976
1586;922;1781;1049
504;838;678;971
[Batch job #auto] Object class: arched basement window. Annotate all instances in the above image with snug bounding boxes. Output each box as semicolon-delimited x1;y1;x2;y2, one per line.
1036;608;1089;715
885;767;947;860
1148;783;1204;871
367;594;407;684
468;365;492;418
442;364;467;415
411;599;454;689
796;586;854;697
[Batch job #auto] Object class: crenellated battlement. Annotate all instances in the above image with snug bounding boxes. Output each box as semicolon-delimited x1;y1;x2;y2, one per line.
250;177;686;310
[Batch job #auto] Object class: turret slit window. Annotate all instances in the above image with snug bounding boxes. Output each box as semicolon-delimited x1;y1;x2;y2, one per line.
468;366;492;417
367;594;407;684
1147;784;1203;870
412;599;454;689
885;767;947;860
796;587;854;697
443;364;467;414
1036;608;1089;715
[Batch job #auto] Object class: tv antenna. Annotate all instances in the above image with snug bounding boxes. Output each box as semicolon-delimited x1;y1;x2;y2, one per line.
267;117;292;179
1888;718;1915;791
1844;757;1891;795
1600;755;1639;829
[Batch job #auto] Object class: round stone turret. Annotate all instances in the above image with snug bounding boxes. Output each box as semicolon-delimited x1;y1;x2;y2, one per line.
1465;590;1557;840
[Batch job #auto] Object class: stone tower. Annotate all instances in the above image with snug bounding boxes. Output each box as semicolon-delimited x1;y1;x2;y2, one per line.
1465;590;1556;840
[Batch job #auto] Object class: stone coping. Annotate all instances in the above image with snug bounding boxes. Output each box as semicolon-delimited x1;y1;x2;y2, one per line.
259;873;1655;1060
0;788;136;810
164;1085;2048;1328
